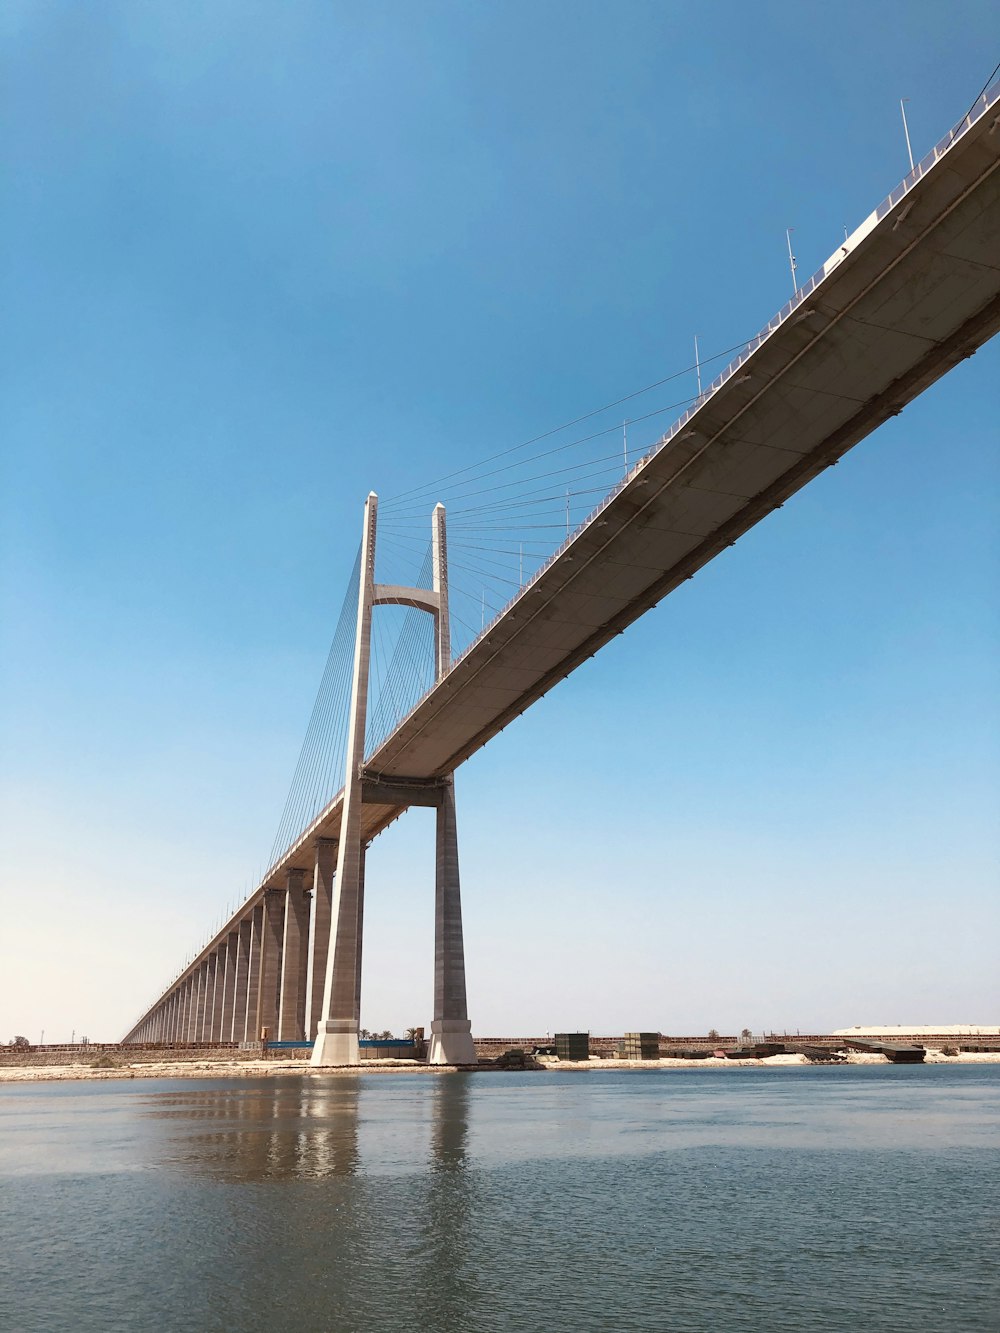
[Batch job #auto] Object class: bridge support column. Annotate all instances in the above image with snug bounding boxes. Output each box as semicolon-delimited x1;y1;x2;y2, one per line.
178;981;190;1039
193;970;206;1039
185;976;197;1041
179;979;190;1041
220;930;238;1042
204;959;217;1041
278;868;309;1041
189;973;200;1041
233;916;253;1042
194;969;204;1039
313;845;367;1065
313;493;378;1068
244;904;263;1041
428;776;476;1065
428;503;476;1065
212;944;228;1041
255;891;284;1042
199;961;211;1042
208;955;218;1041
306;839;335;1041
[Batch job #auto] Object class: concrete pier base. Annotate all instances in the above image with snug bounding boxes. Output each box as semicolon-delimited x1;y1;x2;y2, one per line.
428;1017;476;1065
311;1018;360;1067
431;776;477;1066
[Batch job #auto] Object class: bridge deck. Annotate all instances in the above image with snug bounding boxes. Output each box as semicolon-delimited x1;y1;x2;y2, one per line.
281;83;1000;872
126;84;1000;1034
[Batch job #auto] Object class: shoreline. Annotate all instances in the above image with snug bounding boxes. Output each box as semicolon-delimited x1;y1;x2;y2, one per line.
2;1050;999;1084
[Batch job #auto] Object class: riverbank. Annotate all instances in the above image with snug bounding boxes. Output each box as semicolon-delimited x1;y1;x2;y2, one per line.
3;1050;999;1083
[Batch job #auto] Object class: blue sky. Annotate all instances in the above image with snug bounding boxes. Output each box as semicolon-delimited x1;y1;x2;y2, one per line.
2;2;998;1042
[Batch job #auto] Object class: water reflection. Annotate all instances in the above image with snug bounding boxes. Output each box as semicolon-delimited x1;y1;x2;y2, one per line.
5;1069;998;1333
430;1071;470;1172
140;1072;486;1328
144;1077;361;1181
142;1073;479;1185
416;1075;482;1329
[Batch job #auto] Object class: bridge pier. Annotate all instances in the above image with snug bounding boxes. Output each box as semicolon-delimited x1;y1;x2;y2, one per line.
123;498;478;1059
311;493;477;1066
189;967;200;1041
255;889;284;1041
312;841;366;1065
220;929;238;1041
306;838;335;1041
244;903;263;1041
203;955;216;1041
212;940;228;1040
233;917;252;1041
202;954;216;1041
429;775;476;1065
278;868;309;1040
312;494;377;1067
194;961;208;1040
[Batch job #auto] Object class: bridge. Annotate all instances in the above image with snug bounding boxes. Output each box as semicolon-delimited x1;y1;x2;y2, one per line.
123;82;1000;1061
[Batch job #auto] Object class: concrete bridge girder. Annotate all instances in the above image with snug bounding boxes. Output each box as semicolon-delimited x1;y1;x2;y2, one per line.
123;86;1000;1052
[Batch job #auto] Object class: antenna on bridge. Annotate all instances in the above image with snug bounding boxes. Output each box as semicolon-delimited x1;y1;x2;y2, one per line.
785;227;798;294
623;418;628;471
694;335;703;400
900;97;915;173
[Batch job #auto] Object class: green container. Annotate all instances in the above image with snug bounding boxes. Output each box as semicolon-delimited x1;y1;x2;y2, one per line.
622;1032;660;1059
555;1032;590;1061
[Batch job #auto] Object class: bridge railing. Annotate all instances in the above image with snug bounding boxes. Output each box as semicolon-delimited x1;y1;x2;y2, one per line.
444;80;1000;681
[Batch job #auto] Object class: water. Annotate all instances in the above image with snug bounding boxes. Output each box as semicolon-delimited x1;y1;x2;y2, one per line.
1;1065;997;1332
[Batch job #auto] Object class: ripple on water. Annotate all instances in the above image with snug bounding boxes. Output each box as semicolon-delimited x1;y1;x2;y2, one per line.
0;1066;997;1332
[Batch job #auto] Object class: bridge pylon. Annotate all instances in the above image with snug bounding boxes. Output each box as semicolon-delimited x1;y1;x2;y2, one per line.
311;493;476;1066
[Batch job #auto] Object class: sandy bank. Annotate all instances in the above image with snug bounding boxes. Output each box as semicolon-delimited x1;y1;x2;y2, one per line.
547;1051;1000;1071
2;1051;998;1084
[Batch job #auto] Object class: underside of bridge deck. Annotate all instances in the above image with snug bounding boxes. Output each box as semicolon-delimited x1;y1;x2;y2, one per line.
124;84;1000;1051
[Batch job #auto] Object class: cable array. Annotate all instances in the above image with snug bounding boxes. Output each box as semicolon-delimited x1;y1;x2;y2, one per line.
267;545;362;868
365;539;437;758
265;528;444;869
377;340;753;660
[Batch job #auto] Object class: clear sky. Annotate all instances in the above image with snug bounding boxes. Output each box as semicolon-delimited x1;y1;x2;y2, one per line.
2;2;998;1043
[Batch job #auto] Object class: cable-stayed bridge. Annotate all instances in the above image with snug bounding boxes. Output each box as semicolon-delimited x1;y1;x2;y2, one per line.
123;82;1000;1061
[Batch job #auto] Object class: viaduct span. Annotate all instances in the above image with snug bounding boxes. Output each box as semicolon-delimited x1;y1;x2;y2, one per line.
123;83;1000;1061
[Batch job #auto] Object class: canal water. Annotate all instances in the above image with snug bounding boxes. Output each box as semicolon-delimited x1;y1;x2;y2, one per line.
0;1065;997;1332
